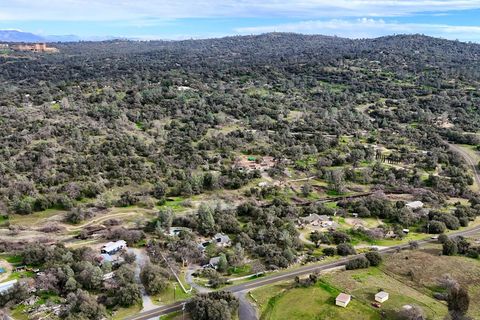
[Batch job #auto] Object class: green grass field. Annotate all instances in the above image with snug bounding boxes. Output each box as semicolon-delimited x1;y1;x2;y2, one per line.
159;196;190;212
324;267;447;319
256;280;380;320
251;248;470;320
8;208;66;227
151;281;192;305
109;304;142;319
10;305;28;320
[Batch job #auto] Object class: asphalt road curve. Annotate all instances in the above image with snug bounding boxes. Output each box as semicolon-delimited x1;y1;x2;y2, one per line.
448;143;480;188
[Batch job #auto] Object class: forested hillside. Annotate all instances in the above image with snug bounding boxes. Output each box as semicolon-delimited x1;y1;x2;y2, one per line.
1;33;480;214
2;33;480;320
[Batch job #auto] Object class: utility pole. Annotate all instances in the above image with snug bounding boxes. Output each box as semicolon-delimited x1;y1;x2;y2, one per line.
173;283;177;301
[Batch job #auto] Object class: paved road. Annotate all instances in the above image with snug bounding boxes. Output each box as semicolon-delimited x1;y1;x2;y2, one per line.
124;225;480;320
234;291;258;320
448;143;480;188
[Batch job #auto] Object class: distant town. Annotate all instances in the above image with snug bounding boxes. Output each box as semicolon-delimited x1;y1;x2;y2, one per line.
0;42;58;53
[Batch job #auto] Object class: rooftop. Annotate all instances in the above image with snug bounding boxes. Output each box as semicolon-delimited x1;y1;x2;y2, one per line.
214;233;231;243
375;291;389;299
303;214;330;222
406;201;423;209
0;280;17;293
102;240;127;253
336;293;351;303
209;256;221;266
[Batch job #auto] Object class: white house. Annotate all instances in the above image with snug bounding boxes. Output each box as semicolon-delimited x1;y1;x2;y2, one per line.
406;201;424;210
101;240;127;255
102;272;115;281
0;280;17;294
335;293;351;307
375;291;389;303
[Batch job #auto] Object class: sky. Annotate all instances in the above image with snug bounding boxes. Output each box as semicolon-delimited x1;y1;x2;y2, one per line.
1;0;480;42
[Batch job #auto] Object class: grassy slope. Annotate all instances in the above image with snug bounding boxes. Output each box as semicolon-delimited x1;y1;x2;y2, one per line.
324;267;446;319
256;280;379;320
252;247;480;320
383;248;480;319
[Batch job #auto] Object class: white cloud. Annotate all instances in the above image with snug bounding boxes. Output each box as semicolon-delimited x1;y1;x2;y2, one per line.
235;18;480;42
1;0;480;21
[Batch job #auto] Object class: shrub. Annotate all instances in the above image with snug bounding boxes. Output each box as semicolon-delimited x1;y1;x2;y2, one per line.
336;243;356;256
365;251;382;266
429;220;446;234
346;256;370;270
466;249;479;259
331;231;351;244
409;241;419;250
429;212;460;230
140;263;169;295
438;233;449;244
323;247;336;256
442;239;458;256
186;291;239;320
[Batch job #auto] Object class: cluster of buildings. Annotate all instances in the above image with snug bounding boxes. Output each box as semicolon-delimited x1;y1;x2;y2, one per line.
0;43;58;53
300;214;335;229
234;155;277;172
198;233;231;252
197;233;232;269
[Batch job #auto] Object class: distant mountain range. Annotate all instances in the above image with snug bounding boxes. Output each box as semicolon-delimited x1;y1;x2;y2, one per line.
0;30;113;42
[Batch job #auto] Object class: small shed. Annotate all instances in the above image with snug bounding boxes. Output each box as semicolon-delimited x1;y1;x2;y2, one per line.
335;293;351;307
375;291;389;303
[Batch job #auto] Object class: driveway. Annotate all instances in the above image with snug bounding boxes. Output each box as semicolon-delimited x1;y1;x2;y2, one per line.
185;266;258;320
128;248;156;312
235;291;258;320
185;266;210;294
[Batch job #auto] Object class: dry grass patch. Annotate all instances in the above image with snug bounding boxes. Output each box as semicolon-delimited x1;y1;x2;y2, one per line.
325;267;447;319
383;249;480;318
